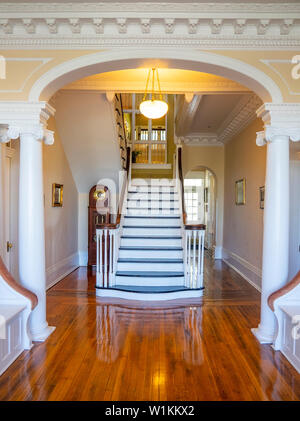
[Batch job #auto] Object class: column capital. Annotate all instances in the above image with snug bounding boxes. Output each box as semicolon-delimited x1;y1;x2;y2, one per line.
0;124;54;145
257;103;300;127
256;126;300;146
0;101;55;144
256;103;300;146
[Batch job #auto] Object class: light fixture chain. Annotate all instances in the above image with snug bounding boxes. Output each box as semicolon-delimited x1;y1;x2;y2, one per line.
142;68;151;101
156;68;163;101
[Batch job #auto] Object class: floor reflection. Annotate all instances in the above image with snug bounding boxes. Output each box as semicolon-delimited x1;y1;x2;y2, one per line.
96;304;204;366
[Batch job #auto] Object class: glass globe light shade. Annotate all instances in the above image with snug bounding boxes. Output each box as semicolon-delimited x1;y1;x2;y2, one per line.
139;100;168;119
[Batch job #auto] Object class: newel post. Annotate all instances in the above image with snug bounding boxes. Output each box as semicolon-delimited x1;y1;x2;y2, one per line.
252;104;300;344
0;102;56;342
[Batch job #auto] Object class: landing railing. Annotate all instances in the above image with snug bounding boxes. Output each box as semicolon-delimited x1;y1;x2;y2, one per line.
96;93;131;289
176;146;206;289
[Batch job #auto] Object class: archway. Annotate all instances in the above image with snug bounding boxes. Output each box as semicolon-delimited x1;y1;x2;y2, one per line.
185;166;217;259
29;49;282;103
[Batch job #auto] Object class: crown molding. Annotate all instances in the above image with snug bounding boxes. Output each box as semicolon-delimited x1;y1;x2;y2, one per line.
180;133;223;147
0;3;299;49
218;94;262;143
0;3;299;15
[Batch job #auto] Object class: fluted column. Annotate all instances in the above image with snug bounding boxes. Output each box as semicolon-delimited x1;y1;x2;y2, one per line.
0;102;56;342
252;104;300;344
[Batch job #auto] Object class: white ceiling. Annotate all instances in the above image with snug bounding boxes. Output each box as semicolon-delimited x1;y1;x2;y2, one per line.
188;94;244;133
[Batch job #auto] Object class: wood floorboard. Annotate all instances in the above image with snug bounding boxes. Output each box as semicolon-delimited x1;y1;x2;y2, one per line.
0;258;299;401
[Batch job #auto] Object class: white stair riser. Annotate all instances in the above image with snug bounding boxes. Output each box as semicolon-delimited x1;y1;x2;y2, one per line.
127;200;179;209
127;193;179;201
115;277;185;286
123;227;181;236
121;237;182;247
126;209;181;216
117;262;184;271
119;249;183;259
130;180;177;187
124;217;181;227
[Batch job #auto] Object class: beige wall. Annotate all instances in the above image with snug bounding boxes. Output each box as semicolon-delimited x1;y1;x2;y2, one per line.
223;118;265;289
182;145;224;257
43;116;79;288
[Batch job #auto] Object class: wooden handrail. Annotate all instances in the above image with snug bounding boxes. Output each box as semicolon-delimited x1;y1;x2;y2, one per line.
0;257;38;309
177;147;206;231
268;270;300;311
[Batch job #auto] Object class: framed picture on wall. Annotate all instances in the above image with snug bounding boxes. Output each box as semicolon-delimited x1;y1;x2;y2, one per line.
52;183;63;207
259;186;265;209
235;178;246;205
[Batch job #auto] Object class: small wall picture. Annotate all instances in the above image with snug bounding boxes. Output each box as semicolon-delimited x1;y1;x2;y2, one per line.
235;178;246;205
52;183;63;207
259;186;265;209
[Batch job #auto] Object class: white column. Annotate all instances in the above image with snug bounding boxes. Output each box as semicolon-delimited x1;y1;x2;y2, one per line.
252;130;290;343
18;127;55;341
251;103;300;344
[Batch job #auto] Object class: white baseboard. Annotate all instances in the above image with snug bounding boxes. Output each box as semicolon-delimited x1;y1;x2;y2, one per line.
78;250;88;266
214;246;223;260
46;252;79;290
222;248;262;292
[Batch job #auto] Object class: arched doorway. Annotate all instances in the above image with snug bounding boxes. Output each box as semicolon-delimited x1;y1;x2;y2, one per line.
184;167;217;258
29;50;281;103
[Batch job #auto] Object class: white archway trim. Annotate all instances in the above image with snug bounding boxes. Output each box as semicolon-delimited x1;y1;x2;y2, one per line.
29;49;283;103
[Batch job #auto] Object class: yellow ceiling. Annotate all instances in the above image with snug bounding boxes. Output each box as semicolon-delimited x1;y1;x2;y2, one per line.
62;68;250;94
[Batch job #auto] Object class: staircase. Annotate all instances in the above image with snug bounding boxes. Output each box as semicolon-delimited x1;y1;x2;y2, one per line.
95;177;205;301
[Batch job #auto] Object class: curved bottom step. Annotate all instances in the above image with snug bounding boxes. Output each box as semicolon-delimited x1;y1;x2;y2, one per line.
95;286;204;301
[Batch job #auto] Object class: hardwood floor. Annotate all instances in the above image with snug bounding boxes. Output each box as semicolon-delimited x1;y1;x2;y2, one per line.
0;258;299;401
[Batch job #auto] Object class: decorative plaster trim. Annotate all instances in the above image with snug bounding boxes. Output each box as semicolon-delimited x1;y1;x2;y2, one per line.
0;3;299;50
1;36;300;50
0;101;55;143
218;94;262;144
180;133;223;147
0;58;52;94
260;59;300;97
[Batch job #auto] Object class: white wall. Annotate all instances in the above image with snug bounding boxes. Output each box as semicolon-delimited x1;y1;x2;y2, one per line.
182;145;224;258
43;116;79;289
223;118;265;290
54;91;122;193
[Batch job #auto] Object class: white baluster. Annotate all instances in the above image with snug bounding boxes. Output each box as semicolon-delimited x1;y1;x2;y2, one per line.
96;231;99;287
104;229;108;288
99;230;103;287
109;230;113;287
187;231;191;288
200;230;205;288
184;231;188;287
193;230;196;288
197;231;201;289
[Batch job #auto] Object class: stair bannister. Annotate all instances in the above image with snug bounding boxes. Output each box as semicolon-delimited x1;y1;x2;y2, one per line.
268;270;300;352
96;93;131;289
177;146;206;289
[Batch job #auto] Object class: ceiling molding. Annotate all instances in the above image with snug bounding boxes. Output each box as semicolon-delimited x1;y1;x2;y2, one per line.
180;133;223;147
0;3;299;49
218;94;263;143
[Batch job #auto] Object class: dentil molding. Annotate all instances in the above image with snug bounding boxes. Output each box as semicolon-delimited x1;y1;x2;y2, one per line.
0;2;299;49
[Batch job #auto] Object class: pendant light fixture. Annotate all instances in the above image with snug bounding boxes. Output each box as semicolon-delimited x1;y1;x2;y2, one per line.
139;68;168;119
